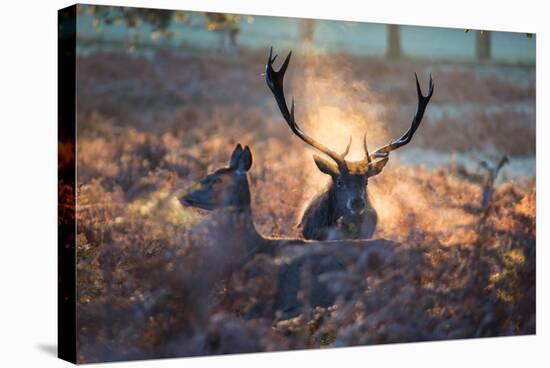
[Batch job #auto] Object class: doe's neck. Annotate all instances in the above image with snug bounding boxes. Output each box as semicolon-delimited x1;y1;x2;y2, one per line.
215;205;262;242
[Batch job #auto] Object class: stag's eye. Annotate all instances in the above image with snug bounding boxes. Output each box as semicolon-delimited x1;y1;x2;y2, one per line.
212;177;222;185
336;178;343;188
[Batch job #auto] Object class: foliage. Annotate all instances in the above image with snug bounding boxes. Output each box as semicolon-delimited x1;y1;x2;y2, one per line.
80;5;242;40
73;50;535;363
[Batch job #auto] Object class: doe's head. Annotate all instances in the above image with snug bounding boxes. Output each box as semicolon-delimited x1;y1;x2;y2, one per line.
180;144;253;211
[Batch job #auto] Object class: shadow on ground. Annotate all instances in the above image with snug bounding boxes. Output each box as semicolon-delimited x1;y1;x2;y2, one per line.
37;344;57;357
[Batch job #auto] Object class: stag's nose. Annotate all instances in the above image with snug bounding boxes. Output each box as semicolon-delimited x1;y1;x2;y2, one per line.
348;197;366;214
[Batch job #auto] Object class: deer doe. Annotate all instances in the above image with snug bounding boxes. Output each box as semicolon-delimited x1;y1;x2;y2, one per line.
266;48;434;240
179;144;296;258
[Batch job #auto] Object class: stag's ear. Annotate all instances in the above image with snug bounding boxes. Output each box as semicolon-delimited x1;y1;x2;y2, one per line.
367;157;389;177
229;144;244;169
313;154;339;176
237;145;253;173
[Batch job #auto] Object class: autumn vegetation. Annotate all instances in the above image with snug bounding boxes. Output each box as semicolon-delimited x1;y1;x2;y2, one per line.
73;49;535;363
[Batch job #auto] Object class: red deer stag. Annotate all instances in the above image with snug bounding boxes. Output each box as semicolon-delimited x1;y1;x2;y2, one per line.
265;48;434;240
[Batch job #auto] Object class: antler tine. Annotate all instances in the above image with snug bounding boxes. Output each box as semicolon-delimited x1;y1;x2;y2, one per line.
369;73;434;159
363;132;372;163
415;72;423;98
266;47;348;168
341;136;352;158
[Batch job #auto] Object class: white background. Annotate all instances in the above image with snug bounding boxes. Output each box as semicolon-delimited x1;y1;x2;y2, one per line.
0;0;547;366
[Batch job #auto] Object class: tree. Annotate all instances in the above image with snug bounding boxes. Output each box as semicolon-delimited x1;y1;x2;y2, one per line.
387;25;401;59
476;30;492;61
298;19;316;43
81;5;242;53
202;13;241;55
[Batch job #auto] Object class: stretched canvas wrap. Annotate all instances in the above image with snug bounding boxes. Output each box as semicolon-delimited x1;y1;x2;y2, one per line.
58;3;536;364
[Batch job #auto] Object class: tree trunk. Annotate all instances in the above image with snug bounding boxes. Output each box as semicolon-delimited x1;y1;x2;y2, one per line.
299;19;315;43
387;24;401;59
476;31;491;61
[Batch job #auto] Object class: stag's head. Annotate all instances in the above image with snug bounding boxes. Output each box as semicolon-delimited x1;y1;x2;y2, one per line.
265;47;434;216
311;144;389;215
180;144;253;211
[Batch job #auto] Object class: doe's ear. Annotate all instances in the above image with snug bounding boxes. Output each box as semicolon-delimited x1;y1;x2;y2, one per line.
229;144;244;169
237;145;253;173
313;154;339;176
367;157;389;177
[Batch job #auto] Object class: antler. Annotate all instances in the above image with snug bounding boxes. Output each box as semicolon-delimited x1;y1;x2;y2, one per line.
265;47;351;170
365;73;434;161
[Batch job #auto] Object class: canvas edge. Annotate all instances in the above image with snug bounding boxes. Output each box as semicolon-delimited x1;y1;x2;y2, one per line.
58;3;77;364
